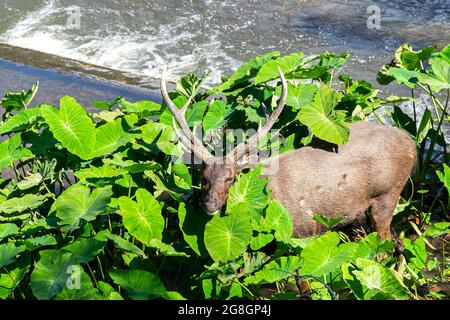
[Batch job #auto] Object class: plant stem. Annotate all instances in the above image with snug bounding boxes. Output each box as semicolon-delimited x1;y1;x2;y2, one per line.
3;267;26;299
234;279;255;298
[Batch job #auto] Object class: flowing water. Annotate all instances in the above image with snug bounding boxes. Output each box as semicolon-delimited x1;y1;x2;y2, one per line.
0;0;449;139
0;0;449;85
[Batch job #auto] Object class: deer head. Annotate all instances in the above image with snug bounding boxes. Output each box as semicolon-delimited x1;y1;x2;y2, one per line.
161;68;288;215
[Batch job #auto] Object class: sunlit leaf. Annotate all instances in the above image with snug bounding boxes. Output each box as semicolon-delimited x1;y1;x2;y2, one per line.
41;96;96;160
118;188;164;244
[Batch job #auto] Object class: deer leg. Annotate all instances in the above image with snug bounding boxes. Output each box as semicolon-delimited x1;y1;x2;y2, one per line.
369;188;402;239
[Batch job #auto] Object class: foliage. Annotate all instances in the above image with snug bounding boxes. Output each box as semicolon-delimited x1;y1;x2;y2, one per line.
0;44;448;300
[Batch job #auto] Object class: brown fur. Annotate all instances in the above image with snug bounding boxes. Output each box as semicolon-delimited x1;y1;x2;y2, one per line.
202;122;417;238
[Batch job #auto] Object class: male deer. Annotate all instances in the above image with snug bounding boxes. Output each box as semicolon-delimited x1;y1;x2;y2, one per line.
161;68;417;239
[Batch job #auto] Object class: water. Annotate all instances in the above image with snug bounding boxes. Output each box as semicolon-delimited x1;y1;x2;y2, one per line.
0;0;449;141
0;0;449;86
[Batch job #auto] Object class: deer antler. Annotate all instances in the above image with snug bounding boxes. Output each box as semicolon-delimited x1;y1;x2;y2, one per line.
160;68;213;162
229;67;288;166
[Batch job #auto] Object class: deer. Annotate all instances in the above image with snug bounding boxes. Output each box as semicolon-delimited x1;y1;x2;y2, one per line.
160;68;417;239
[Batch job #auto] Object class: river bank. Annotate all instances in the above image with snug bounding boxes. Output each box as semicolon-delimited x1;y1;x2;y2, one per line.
0;44;160;110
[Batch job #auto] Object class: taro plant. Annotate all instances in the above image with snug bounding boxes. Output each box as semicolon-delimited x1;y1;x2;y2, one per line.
0;45;448;300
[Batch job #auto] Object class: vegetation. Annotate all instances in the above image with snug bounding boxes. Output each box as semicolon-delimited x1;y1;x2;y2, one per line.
0;44;448;300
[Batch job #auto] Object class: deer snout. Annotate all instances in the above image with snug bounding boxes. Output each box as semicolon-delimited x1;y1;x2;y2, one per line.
203;197;222;215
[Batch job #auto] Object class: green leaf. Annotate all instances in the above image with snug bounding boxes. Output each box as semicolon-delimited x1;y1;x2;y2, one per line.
146;239;189;258
416;109;432;144
226;165;269;218
118;188;164;244
0;134;33;170
74;163;126;187
0;108;42;135
417;57;450;92
41;96;96;160
301;232;355;277
202;100;232;134
109;269;166;300
422;222;450;238
23;235;57;251
386;67;418;88
313;214;345;229
352;233;395;261
53;184;112;231
139;121;182;156
30;250;76;300
91;117;138;158
95;230;146;258
0;81;39;112
0;243;26;268
62;237;106;264
178;203;209;256
54;268;98;300
245;256;302;285
250;232;274;250
0;255;30;299
214;52;280;92
297;85;349;145
204;212;252;262
283;82;318;110
264;200;293;243
0;194;48;214
437;164;450;196
255;53;304;84
353;258;409;300
93;108;124;122
119;100;161;117
404;237;427;271
17;172;43;190
434;44;450;63
0;223;19;240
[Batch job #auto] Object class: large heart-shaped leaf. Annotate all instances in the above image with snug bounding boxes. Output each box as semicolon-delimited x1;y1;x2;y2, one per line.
0;134;33;170
204;211;252;262
53;184;112;231
301;232;356;277
417;57;450;92
352;258;410;300
297;85;349;145
202;100;232;134
30;250;76;300
109;269;166;300
226;165;270;218
41;96;96;160
264;200;293;243
118;188;164;244
91;117;138;158
282;82;318;110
